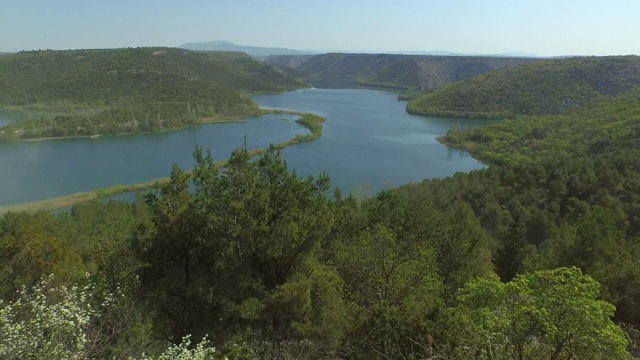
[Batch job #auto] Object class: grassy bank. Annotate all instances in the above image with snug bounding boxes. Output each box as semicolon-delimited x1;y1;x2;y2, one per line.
0;111;325;215
275;112;325;148
1;107;302;142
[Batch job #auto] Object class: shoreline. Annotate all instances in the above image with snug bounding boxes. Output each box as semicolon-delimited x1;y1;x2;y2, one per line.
1;108;305;143
436;135;497;166
0;111;322;215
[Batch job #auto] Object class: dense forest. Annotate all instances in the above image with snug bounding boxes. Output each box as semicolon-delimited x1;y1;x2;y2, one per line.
0;48;306;139
2;53;640;359
407;55;640;118
267;53;538;92
1;146;634;359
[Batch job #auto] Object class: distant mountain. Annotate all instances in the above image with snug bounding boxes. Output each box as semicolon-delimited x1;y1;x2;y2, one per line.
407;55;640;119
267;53;540;92
179;40;316;58
386;51;539;58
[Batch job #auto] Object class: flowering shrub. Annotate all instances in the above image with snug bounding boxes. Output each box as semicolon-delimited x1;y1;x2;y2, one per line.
0;274;109;359
0;275;219;360
137;335;217;360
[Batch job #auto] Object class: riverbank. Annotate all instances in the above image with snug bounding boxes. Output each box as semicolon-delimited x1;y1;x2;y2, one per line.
436;135;496;166
0;112;325;215
2;108;304;143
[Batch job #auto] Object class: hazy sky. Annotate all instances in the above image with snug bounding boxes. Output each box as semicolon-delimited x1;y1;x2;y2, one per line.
1;0;638;56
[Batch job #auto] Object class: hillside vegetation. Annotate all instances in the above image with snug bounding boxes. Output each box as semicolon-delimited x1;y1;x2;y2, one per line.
0;47;306;139
408;55;640;118
443;91;640;165
420;89;640;329
268;53;538;91
1;144;634;359
3;49;640;359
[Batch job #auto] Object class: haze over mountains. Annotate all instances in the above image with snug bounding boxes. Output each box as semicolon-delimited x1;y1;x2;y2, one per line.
178;40;543;59
179;40;317;58
170;40;544;92
268;53;540;92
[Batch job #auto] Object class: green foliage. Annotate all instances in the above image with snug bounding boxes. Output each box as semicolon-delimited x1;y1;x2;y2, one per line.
336;224;443;358
287;53;537;92
0;47;306;139
495;215;528;282
287;112;325;144
1;130;637;358
442;93;640;166
408;55;640;118
270;255;348;350
136;145;334;342
456;267;629;360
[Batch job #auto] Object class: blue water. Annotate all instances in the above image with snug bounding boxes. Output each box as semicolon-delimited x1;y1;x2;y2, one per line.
0;89;491;206
0;114;305;205
254;88;492;194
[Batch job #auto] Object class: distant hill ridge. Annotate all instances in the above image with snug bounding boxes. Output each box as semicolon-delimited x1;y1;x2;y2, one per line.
0;47;305;106
267;53;540;91
179;40;316;58
0;47;307;139
407;55;640;119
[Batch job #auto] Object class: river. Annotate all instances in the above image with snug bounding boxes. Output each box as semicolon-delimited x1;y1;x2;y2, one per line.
0;89;491;206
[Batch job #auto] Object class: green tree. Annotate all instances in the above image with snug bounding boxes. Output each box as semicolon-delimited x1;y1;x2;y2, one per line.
337;224;444;359
456;267;629;360
495;214;528;282
136;146;335;343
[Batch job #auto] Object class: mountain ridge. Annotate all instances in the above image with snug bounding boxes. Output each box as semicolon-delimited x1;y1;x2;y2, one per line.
179;40;316;58
268;53;540;91
407;55;640;119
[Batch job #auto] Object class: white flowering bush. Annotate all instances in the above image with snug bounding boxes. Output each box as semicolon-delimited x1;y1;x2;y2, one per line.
136;335;218;360
0;274;112;359
0;274;221;359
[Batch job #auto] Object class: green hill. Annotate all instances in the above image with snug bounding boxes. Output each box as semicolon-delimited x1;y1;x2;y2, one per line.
407;55;640;119
442;91;640;165
269;53;538;91
0;47;306;139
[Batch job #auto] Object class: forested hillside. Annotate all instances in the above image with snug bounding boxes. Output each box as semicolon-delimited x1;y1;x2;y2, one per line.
0;48;306;139
1;145;633;359
407;55;640;118
267;53;538;91
414;94;639;314
2;50;640;359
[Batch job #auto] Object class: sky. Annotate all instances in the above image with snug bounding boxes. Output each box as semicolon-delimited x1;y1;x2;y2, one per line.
1;0;638;56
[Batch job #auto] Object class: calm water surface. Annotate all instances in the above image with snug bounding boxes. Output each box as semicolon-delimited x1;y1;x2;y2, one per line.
254;89;492;194
0;89;492;206
0;114;305;205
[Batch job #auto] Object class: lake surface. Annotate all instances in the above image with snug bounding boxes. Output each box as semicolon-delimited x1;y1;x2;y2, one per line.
0;89;491;206
254;89;492;194
0;114;306;206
